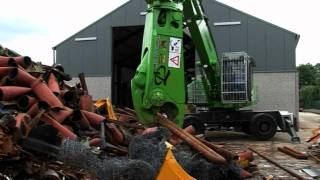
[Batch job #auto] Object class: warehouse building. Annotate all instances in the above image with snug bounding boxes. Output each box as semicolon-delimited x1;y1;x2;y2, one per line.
53;0;300;116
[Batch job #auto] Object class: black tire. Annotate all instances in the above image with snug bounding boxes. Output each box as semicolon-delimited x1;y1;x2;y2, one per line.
250;113;277;140
183;115;205;134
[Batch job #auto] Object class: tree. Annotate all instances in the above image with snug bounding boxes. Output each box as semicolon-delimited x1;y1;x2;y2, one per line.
297;63;317;87
299;85;317;108
298;63;320;108
315;63;320;87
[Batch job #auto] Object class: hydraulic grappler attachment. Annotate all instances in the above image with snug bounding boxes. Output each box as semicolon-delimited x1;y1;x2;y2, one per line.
131;0;186;126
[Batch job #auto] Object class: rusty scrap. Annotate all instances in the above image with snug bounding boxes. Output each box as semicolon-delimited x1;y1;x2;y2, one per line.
278;146;308;159
307;132;320;143
0;54;141;178
78;73;88;92
308;148;320;163
248;147;306;180
0;125;20;157
197;137;238;161
308;152;320;163
156;113;227;164
105;118;144;129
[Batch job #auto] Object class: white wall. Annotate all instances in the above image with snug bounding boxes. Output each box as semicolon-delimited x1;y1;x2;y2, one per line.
67;76;112;100
251;72;298;117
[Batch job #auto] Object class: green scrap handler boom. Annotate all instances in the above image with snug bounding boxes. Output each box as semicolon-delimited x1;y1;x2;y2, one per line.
131;0;300;142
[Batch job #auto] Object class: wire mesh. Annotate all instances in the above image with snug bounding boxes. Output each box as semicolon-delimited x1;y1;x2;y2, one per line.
221;52;251;104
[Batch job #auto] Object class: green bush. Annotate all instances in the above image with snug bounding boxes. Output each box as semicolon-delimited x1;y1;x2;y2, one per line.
299;85;318;108
298;63;320;109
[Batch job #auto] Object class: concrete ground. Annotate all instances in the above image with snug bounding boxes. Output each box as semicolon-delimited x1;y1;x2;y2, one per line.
206;112;320;179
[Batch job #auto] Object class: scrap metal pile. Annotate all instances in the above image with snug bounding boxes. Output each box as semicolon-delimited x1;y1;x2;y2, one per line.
0;53;255;179
306;128;320;163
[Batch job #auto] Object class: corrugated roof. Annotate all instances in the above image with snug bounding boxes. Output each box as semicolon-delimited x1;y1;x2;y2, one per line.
53;0;299;49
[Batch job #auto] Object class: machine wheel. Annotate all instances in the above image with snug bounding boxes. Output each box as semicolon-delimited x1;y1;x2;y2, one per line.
250;113;277;140
183;115;205;134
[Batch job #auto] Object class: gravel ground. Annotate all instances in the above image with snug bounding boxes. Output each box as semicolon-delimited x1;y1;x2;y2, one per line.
205;112;320;179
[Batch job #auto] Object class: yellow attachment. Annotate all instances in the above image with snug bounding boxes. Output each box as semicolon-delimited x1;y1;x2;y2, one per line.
94;99;106;109
157;148;195;180
106;98;117;120
94;98;118;120
236;159;249;169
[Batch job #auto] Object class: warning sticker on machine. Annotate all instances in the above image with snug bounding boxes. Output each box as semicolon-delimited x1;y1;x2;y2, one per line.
169;52;180;68
168;37;182;68
169;37;182;53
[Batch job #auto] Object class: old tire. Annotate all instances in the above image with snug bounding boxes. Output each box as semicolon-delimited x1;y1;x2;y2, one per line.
250;113;277;140
183;115;204;134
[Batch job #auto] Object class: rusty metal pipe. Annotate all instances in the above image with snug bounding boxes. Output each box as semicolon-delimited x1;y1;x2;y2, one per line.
0;56;14;66
79;95;93;112
124;107;137;116
81;110;105;126
17;95;37;110
283;146;306;156
117;113;137;122
78;73;88;92
4;56;32;69
306;133;320;143
107;123;124;144
72;110;90;129
197;137;238;161
47;73;61;96
28;109;47;131
277;146;308;159
89;138;101;146
248;147;306;180
156;114;226;164
14;56;32;68
116;108;137;118
42;114;77;140
169;125;195;145
105;118;144;129
0;86;31;101
0;67;14;77
15;113;31;129
31;79;64;108
27;101;50;118
49;107;73;123
8;68;36;86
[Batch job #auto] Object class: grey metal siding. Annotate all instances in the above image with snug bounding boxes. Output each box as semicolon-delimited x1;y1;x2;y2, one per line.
202;1;298;72
97;19;112;76
266;26;285;71
56;43;69;71
55;0;298;75
247;17;267;71
229;10;247;52
124;0;145;26
111;8;126;27
69;42;82;73
285;33;297;70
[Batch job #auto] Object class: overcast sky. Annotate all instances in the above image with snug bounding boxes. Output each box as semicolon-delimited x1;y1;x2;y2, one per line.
0;0;319;66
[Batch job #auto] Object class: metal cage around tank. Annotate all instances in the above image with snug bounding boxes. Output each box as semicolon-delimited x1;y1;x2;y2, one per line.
220;52;253;104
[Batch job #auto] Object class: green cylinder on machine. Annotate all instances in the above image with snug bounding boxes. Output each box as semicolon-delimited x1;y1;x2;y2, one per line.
131;0;186;127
